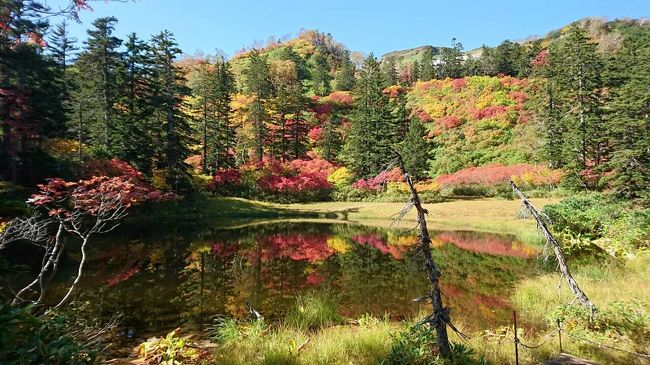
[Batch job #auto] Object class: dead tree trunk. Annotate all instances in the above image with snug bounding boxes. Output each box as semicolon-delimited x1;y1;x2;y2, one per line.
396;153;452;358
509;181;594;310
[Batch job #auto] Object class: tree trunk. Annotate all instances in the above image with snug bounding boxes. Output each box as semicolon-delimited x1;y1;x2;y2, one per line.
397;153;452;358
510;181;594;309
54;235;90;308
12;223;64;305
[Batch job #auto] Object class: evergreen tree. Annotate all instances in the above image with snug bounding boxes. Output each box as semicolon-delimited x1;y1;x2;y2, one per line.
552;27;604;187
75;16;123;156
399;117;430;180
48;20;77;72
335;51;356;91
0;0;66;182
118;33;155;173
311;47;332;96
269;58;307;160
150;30;192;191
419;47;435;81
212;58;236;169
438;38;464;79
492;40;524;76
244;50;272;161
345;54;395;178
604;28;650;200
47;20;77;139
381;57;398;86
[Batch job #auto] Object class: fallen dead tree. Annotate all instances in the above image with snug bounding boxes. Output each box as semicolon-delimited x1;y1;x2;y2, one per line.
509;180;594;310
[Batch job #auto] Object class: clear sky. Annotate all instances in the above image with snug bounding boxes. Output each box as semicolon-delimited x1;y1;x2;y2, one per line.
43;0;649;58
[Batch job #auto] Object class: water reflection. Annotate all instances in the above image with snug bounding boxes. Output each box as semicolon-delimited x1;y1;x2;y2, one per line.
57;221;539;336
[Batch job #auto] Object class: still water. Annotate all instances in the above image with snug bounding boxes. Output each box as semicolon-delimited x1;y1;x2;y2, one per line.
47;221;540;337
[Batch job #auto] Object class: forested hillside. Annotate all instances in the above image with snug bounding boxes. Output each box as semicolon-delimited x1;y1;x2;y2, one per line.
2;10;647;204
1;2;649;364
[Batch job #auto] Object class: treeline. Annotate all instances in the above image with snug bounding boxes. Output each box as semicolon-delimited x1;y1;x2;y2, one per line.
1;1;648;202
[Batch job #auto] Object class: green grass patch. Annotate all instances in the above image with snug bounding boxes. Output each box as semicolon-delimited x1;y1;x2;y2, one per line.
285;291;341;330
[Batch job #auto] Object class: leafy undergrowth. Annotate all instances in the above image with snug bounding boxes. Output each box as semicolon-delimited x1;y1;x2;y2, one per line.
509;255;650;364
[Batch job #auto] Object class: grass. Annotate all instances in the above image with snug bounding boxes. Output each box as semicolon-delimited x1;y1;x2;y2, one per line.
131;195;558;245
280;198;560;246
513;255;650;323
210;316;397;365
284;292;342;330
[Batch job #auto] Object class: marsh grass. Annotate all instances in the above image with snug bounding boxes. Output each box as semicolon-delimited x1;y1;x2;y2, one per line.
210;315;396;365
284;291;342;330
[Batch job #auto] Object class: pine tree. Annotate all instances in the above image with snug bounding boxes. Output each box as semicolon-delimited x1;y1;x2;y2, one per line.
75;16;123;156
118;33;155;174
244;50;272;161
212;58;236;169
381;57;398;86
269;58;306;160
311;47;332;96
47;20;77;139
345;54;395;178
552;27;604;187
0;0;66;182
48;20;77;73
335;51;356;91
604;28;650;200
419;47;435;81
399;117;430;180
438;38;464;79
150;30;192;191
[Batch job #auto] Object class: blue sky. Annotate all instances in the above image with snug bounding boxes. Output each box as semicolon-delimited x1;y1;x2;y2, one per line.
44;0;649;58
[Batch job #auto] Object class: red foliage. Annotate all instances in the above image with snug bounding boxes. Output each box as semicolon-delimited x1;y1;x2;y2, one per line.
472;105;508;120
436;231;537;258
508;91;528;105
212;241;239;258
326;91;353;106
306;271;324;285
352;234;406;259
257;158;334;194
105;264;141;287
451;78;467;92
352;169;398;191
29;162;169;218
531;49;550;68
255;233;334;262
435;163;563;188
415;109;433;123
83;159;144;180
437;115;463;129
308;126;324;142
213;169;242;186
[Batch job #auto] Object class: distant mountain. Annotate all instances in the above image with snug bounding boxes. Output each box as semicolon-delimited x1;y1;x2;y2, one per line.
380;17;649;69
380;45;446;64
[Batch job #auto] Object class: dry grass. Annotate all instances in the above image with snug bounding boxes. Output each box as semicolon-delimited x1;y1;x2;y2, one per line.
277;198;560;245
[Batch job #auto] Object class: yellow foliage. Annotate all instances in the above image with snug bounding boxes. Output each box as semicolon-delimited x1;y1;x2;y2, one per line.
327;236;351;253
42;138;81;160
152;168;171;191
327;167;353;187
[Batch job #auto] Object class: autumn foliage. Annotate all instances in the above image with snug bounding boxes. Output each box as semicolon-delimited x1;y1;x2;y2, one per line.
435;163;563;189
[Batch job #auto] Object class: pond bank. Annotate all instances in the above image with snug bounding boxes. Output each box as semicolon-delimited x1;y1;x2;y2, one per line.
131;195;559;246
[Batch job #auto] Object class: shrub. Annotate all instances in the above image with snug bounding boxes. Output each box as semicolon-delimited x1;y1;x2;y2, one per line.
543;193;649;256
434;163;562;197
135;328;209;364
0;305;98;364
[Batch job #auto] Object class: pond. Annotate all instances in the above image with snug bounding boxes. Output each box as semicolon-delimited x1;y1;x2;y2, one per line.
3;220;544;342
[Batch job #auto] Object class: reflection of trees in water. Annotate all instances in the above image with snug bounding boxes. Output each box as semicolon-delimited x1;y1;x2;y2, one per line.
433;230;538;258
52;222;540;333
